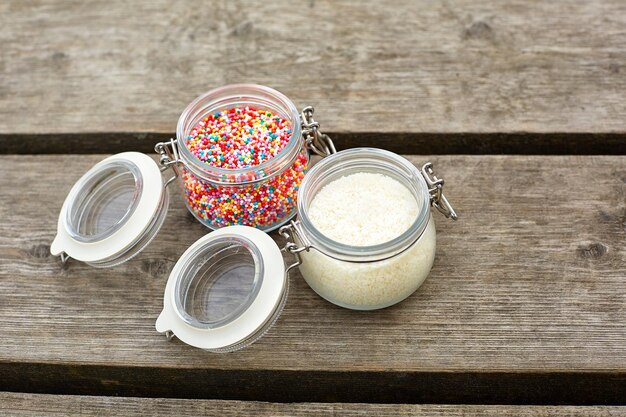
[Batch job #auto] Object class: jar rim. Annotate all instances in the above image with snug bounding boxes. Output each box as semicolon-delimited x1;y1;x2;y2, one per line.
297;148;431;262
175;84;303;184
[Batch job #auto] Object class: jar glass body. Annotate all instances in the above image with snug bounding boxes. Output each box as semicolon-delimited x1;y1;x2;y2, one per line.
176;85;308;232
294;148;436;310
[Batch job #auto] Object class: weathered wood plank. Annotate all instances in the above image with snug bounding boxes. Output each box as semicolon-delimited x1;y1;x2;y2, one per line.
0;154;624;404
2;392;626;417
0;1;625;154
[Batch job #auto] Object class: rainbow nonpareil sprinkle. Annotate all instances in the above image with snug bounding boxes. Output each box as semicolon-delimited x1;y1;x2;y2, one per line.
181;106;307;230
186;107;291;169
182;152;307;229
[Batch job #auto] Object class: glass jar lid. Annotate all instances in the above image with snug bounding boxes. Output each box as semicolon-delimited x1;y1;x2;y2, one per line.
51;152;168;267
156;225;287;352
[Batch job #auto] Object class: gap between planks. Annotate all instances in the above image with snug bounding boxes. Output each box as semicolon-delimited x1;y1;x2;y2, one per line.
1;132;625;155
1;392;626;416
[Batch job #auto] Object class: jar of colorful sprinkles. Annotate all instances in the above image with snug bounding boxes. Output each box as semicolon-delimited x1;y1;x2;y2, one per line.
52;84;333;266
159;84;334;231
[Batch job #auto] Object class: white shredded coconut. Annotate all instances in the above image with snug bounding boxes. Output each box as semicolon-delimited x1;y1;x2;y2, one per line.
307;172;418;246
299;172;436;310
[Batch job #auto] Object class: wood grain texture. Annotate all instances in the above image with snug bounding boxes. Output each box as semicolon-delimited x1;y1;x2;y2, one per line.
1;0;625;154
0;154;624;403
2;392;626;417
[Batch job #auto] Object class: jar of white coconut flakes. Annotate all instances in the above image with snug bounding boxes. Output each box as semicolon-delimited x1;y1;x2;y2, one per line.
280;147;457;310
153;147;457;351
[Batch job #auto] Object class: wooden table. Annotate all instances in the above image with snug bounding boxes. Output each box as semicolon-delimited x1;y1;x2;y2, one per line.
1;1;624;415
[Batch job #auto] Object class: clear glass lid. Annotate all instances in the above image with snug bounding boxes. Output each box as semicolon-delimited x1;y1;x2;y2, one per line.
51;152;168;267
64;160;143;242
174;235;264;329
156;226;287;352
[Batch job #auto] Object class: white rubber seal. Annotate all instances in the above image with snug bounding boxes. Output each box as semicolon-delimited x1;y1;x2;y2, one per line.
50;152;164;263
156;226;285;351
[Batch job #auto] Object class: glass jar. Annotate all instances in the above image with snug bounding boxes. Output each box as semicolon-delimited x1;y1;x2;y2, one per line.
52;85;331;267
171;84;311;232
280;148;457;310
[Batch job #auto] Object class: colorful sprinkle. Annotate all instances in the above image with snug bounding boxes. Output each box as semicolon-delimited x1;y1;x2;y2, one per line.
186;107;291;169
181;106;307;230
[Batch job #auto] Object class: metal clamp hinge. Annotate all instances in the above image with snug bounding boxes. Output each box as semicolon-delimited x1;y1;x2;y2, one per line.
420;162;458;220
154;139;183;188
60;252;70;264
279;220;311;274
301;106;336;157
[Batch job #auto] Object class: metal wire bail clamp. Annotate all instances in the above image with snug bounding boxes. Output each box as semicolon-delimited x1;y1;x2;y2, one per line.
301;106;336;157
420;162;458;220
154;138;183;188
